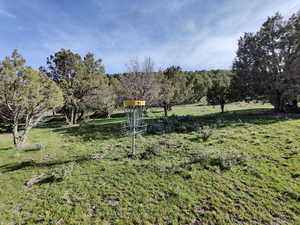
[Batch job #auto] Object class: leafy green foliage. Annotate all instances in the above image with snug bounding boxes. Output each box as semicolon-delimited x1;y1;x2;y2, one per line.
45;49;111;125
0;50;63;147
232;12;300;112
185;70;212;103
207;70;232;112
164;66;194;105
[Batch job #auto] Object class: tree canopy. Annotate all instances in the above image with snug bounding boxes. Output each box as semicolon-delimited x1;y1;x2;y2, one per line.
232;11;300;112
207;70;232;113
45;49;109;124
0;50;63;147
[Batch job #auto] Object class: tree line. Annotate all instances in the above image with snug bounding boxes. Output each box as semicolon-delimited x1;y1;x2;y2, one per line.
0;11;299;147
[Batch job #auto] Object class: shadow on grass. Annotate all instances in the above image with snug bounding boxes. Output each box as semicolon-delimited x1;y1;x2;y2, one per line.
145;108;300;135
49;107;300;143
188;108;300;125
197;103;208;107
90;112;127;119
1;145;44;152
150;110;164;114
0;147;13;151
0;155;91;173
24;148;42;152
29;176;64;186
53;118;125;142
36;115;66;129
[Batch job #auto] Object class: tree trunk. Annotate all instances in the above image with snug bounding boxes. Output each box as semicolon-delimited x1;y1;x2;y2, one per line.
279;98;286;113
273;90;284;112
67;107;77;126
78;110;85;122
12;123;18;146
220;103;225;113
65;114;70;124
163;104;168;117
292;99;298;110
12;123;26;148
70;108;75;125
220;99;225;113
16;135;27;148
63;107;71;125
73;107;78;124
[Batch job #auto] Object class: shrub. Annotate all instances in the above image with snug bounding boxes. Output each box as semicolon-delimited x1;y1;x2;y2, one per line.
140;144;161;160
185;148;249;170
147;115;200;135
216;119;225;128
215;149;250;170
198;126;214;142
185;123;200;132
175;125;187;133
147;123;164;135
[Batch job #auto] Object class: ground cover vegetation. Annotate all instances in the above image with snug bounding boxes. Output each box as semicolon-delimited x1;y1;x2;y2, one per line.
0;103;300;224
0;10;299;225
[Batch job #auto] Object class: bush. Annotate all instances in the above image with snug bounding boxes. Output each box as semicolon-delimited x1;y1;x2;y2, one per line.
215;149;250;170
147;115;200;135
147;123;164;135
198;126;214;142
185;148;249;170
140;144;161;160
175;125;187;133
185;123;199;132
215;119;225;128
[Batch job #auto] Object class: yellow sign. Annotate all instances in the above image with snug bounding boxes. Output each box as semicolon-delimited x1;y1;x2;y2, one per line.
123;100;146;106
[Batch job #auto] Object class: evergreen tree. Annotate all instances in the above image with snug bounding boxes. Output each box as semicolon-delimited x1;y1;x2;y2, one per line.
45;49;108;124
0;50;63;147
207;70;232;113
232;12;300;112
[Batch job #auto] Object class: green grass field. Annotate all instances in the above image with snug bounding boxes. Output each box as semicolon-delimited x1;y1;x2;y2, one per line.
0;103;300;225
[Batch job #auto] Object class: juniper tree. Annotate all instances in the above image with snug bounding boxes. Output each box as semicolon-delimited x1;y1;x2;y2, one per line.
45;49;107;125
164;66;193;106
232;11;300;112
207;70;232;113
0;50;63;147
186;70;212;103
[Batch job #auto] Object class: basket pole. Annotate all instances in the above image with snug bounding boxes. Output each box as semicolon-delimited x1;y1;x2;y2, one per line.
132;108;136;155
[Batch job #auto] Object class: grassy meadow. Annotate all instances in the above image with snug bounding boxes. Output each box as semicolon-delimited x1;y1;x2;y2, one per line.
0;102;300;225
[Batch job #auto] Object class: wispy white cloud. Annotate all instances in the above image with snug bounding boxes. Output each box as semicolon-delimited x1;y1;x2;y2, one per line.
83;0;300;72
1;0;300;73
0;8;16;18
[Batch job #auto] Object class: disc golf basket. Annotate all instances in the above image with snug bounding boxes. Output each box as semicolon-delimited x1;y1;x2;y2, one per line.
121;100;147;157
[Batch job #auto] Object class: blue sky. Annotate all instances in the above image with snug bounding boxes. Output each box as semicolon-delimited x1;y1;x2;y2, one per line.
0;0;299;73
